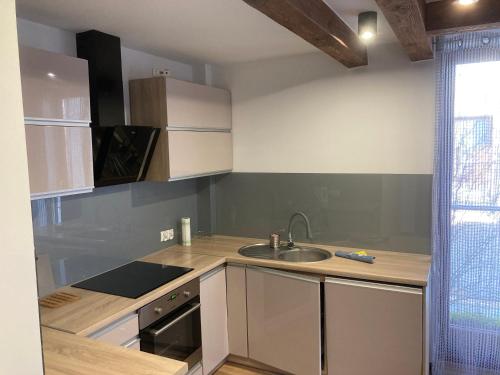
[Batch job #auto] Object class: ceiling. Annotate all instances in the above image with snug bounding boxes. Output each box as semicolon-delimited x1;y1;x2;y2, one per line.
16;0;398;66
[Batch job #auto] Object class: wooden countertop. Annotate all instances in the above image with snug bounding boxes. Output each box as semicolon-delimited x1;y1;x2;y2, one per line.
42;327;187;375
168;235;431;287
40;235;430;337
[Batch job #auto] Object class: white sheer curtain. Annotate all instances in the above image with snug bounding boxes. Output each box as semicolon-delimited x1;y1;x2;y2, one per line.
432;31;500;374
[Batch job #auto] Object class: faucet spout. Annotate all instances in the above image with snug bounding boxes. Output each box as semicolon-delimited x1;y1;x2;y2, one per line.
287;211;313;248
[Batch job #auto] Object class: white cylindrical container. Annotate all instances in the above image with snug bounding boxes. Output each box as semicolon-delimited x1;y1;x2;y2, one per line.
181;217;191;246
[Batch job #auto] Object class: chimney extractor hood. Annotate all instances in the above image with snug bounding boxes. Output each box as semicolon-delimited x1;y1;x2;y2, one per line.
76;30;160;187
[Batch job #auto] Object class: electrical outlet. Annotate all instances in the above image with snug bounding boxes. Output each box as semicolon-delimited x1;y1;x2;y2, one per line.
152;68;170;77
160;228;175;242
160;229;169;242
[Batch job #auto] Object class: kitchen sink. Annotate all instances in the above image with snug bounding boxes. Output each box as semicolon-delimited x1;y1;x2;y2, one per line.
238;244;332;263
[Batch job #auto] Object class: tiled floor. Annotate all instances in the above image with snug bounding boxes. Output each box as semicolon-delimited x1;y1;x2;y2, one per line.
214;363;276;375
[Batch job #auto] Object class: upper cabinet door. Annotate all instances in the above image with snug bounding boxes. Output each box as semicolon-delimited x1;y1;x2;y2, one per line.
19;46;91;124
246;266;321;375
165;77;231;130
25;125;94;198
325;278;423;375
167;131;233;180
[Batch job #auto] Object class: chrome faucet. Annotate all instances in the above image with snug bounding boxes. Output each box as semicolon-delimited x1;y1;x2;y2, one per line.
287;211;313;248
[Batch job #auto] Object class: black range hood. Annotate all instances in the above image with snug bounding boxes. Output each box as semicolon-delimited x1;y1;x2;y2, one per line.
76;30;159;187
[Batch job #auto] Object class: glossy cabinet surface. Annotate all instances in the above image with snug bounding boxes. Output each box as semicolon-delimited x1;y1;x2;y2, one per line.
246;267;321;375
130;76;231;130
168;131;232;180
165;77;231;129
25;125;94;198
89;314;139;347
129;76;233;181
200;267;229;375
325;278;423;375
226;265;248;358
19;46;91;124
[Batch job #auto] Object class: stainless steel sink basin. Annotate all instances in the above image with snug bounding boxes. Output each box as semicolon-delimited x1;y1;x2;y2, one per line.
238;244;332;263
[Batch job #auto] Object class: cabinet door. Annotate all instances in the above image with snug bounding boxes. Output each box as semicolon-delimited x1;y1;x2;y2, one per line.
19;46;91;123
246;266;321;375
168;131;232;180
25;125;94;198
200;267;229;375
165;77;231;130
226;264;248;357
325;278;423;375
89;314;139;347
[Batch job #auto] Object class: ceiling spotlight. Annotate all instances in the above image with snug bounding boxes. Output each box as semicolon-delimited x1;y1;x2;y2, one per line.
456;0;479;5
47;72;56;78
358;11;378;42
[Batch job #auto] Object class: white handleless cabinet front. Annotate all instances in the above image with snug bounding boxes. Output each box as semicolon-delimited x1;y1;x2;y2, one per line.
167;131;232;180
246;266;321;375
226;264;248;358
325;278;423;375
200;267;229;375
165;77;231;130
19;46;91;124
25;125;94;199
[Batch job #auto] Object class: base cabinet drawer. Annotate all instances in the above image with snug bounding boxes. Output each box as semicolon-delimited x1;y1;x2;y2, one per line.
89;313;139;347
325;278;423;375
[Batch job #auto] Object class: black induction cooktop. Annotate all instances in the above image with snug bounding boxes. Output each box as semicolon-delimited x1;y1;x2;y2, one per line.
72;261;193;299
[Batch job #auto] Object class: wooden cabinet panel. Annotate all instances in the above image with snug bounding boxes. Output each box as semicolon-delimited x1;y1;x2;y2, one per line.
246;267;321;375
25;125;94;198
325;278;423;375
200;267;229;375
165;77;231;129
168;131;232;180
226;265;248;358
19;46;91;124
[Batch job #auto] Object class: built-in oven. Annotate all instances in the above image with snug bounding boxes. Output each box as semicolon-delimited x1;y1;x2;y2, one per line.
138;278;202;370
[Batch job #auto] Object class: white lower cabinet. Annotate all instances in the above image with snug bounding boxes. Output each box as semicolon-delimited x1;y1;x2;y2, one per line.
187;362;204;375
200;267;229;374
325;278;423;375
246;266;321;375
226;264;248;357
88;313;139;347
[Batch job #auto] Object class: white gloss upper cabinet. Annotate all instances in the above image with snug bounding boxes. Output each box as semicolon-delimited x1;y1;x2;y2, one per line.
25;125;94;198
129;77;233;181
19;46;91;124
200;267;229;375
130;76;231;130
165;77;231;129
325;278;424;375
246;266;321;375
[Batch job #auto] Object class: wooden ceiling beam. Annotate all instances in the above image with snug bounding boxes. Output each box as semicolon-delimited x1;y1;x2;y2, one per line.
242;0;367;68
374;0;433;61
426;0;500;35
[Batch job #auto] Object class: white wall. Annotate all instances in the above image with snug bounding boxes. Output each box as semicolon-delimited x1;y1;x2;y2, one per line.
16;18;206;123
0;4;43;375
218;43;435;174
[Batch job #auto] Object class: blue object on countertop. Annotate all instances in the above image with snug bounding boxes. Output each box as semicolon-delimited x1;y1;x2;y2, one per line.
335;251;375;264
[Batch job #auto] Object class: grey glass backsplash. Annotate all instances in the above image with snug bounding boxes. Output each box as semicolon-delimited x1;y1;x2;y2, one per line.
32;180;199;296
212;173;432;254
33;172;432;296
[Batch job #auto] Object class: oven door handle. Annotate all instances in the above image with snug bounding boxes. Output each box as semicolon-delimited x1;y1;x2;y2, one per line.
148;303;201;337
